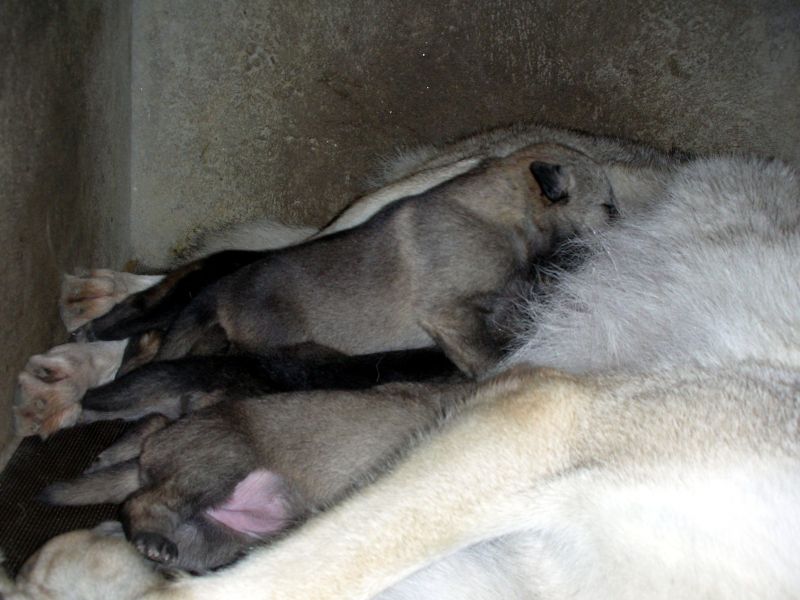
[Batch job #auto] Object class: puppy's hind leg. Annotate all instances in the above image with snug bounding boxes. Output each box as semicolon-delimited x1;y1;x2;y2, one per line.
78;357;235;424
75;250;264;343
61;270;165;333
155;293;227;361
40;459;142;505
85;414;171;473
14;340;128;438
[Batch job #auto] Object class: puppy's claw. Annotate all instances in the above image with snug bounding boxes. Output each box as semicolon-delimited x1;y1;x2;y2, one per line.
133;532;179;565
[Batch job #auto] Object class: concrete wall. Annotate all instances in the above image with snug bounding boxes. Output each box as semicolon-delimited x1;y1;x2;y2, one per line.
0;1;132;455
130;0;800;266
2;0;799;453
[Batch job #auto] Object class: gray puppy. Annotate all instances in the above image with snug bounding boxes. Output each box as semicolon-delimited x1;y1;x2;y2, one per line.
15;142;619;437
90;143;615;375
43;380;474;572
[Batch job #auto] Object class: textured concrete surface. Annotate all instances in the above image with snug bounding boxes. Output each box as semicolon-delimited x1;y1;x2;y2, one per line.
131;0;800;266
0;1;132;454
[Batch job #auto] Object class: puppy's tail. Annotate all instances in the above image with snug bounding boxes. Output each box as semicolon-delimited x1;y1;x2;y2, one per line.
39;460;140;506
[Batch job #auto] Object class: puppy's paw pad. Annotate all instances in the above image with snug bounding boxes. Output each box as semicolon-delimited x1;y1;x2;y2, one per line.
60;270;163;332
13;342;114;438
60;270;124;332
15;370;84;438
133;532;178;564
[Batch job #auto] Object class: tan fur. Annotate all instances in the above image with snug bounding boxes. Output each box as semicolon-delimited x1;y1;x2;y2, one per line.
15;141;620;439
15;138;798;599
0;524;163;600
134;154;800;599
138;362;800;599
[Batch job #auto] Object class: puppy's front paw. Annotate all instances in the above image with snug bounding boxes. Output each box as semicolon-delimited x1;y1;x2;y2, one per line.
14;341;127;438
60;270;163;333
133;532;179;565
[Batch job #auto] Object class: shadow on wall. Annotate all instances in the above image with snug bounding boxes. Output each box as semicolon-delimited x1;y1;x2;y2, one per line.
0;0;132;455
130;0;800;266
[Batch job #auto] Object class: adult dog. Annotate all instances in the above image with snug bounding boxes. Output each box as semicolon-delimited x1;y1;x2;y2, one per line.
127;153;800;599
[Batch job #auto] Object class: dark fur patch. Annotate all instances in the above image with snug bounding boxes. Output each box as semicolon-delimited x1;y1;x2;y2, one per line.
530;161;569;202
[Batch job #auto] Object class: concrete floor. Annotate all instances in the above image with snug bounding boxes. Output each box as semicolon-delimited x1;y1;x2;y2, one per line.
2;0;800;453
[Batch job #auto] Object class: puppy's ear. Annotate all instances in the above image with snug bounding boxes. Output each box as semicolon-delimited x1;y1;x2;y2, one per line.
529;161;569;203
204;470;291;538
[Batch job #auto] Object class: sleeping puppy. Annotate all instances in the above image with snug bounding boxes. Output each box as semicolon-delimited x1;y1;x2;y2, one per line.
15;142;619;438
78;143;614;372
41;380;475;572
116;155;800;600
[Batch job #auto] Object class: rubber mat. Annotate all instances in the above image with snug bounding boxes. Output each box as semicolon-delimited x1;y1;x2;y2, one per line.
0;420;130;575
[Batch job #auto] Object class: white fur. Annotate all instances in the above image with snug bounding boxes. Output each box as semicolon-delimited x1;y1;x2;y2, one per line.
17;135;800;599
312;158;482;238
0;524;162;600
187;218;317;258
60;271;165;332
137;154;800;600
504;157;800;373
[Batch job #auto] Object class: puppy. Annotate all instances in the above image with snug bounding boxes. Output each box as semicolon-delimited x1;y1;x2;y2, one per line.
76;143;615;370
127;154;800;599
16;142;619;438
42;380;474;572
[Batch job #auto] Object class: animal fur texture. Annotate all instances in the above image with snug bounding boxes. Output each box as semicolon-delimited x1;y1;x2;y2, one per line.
0;523;163;600
20;127;680;573
13;125;798;599
130;154;800;599
15;139;626;438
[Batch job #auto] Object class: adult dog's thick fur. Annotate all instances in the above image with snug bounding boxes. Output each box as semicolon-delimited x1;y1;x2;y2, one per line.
131;154;800;599
0;523;162;600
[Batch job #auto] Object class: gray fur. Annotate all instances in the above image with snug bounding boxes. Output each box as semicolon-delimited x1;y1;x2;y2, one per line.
147;153;800;600
374;123;682;217
47;381;474;572
158;143;620;376
504;156;800;373
13;137;630;440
